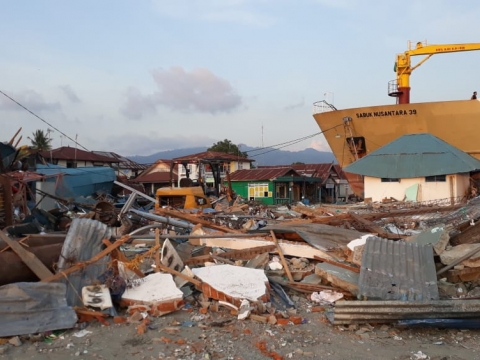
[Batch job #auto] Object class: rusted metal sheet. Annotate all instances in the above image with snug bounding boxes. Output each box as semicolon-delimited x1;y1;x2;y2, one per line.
0;175;13;228
329;300;480;325
0;243;63;286
358;237;438;301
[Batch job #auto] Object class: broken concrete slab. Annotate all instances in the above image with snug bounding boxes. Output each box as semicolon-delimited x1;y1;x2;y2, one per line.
315;263;359;296
351;244;365;267
301;273;323;285
408;226;450;255
439;244;480;267
192;264;270;307
245;252;270;269
82;284;113;310
121;272;184;316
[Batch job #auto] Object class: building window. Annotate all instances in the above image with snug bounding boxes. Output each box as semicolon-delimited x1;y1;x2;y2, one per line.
238;162;244;170
425;175;446;182
248;183;271;199
276;184;286;198
381;178;400;182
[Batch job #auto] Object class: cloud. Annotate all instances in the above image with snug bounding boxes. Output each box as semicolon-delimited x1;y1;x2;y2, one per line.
283;98;305;111
102;133;216;156
0;89;61;113
151;0;275;27
59;85;81;103
121;67;242;119
120;87;157;120
309;136;332;152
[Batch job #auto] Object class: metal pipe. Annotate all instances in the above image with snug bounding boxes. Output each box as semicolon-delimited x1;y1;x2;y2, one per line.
128;208;193;229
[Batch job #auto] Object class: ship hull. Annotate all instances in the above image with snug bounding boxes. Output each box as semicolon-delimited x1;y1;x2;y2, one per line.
313;100;480;197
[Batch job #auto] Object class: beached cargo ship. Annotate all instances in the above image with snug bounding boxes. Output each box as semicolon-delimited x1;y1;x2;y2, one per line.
313;41;480;197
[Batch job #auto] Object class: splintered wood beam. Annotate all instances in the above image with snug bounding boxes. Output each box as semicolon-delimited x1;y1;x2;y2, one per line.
154;208;242;234
42;235;131;283
0;231;53;280
313;255;360;273
184;244;277;266
154;262;202;288
270;230;294;282
348;212;406;240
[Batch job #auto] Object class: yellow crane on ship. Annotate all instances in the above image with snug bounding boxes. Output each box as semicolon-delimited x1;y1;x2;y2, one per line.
388;41;480;104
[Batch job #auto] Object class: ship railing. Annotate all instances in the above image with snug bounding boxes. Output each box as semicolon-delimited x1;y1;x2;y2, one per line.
313;100;337;115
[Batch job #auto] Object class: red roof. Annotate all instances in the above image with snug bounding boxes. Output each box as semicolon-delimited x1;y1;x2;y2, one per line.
173;151;254;162
258;163;335;179
40;147;119;163
92;151;148;171
133;171;177;183
229;168;299;181
333;164;348;180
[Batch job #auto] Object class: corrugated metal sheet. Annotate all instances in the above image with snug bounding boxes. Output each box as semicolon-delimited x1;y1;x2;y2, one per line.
358;237;438;301
329;299;480;325
58;218;114;307
93;151;148;171
229;168;299;181
258;163;334;178
344;133;480;178
134;171;177;182
36;165;115;198
0;282;77;337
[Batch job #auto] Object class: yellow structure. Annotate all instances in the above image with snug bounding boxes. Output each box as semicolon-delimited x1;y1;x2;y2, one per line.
389;41;480;104
155;186;211;210
313;40;480;197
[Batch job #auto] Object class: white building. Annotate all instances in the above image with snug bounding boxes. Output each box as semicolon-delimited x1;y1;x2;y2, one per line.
344;133;480;203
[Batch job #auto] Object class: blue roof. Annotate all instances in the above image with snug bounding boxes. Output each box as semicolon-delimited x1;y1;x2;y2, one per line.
36;164;115;198
344;133;480;178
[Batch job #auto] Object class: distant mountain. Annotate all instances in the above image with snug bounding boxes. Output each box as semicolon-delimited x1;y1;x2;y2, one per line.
128;146;336;166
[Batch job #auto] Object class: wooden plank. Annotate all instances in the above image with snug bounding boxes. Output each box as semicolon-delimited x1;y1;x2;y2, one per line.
154;208;242;234
270;230;294;282
154;262;202;288
313;255;360;273
0;230;53;280
42;235;131;282
348;212;406;240
217;245;277;260
189;237;336;261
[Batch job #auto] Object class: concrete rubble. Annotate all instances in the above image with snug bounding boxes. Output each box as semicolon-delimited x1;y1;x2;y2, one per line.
4;138;480;357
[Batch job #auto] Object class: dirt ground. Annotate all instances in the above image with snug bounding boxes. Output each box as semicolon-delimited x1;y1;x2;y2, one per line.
2;296;480;360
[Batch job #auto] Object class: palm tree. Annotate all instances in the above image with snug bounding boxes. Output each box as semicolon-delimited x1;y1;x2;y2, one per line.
30;129;52;151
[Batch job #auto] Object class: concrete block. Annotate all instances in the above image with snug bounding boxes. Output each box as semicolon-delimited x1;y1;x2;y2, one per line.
121;273;184;316
409;226;450;255
315;263;359;296
192;264;269;306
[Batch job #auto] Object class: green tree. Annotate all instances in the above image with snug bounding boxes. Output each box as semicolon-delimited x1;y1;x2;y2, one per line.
30;129;53;151
208;139;247;157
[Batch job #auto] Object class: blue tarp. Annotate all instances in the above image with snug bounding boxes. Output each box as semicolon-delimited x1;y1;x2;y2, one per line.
36;164;115;198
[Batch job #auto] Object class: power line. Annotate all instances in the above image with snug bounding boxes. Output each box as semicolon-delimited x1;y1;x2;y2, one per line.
246;124;343;158
0;90;89;151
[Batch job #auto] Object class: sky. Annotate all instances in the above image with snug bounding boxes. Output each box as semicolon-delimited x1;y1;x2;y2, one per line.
1;0;480;158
